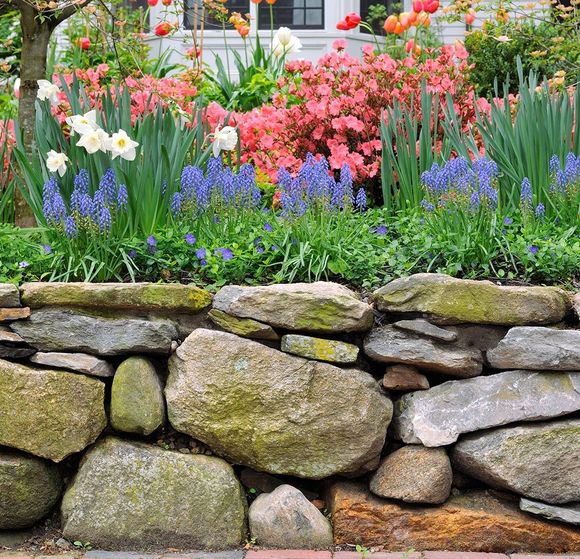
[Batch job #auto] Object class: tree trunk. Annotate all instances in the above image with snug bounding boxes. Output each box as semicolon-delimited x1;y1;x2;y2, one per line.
15;3;52;227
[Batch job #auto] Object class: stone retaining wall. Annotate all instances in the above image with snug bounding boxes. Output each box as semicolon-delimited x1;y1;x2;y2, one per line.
1;274;579;553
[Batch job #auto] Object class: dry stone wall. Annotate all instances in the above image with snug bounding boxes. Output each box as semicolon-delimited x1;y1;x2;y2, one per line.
0;275;579;553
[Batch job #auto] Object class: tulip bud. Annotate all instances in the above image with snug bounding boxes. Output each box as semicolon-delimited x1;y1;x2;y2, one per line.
154;21;172;36
413;0;424;12
345;12;362;28
277;26;292;45
77;37;90;50
383;15;398;33
147;0;158;6
336;19;350;30
465;10;476;24
424;0;439;13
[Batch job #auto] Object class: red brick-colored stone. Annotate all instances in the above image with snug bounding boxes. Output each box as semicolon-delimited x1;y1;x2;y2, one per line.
246;551;332;559
424;554;508;559
328;482;580;553
334;552;422;559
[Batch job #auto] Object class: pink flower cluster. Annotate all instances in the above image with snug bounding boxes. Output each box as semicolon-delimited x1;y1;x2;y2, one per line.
208;45;490;191
53;65;198;125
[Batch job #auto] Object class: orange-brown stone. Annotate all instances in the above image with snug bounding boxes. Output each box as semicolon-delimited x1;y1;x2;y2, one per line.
0;307;30;322
328;481;580;553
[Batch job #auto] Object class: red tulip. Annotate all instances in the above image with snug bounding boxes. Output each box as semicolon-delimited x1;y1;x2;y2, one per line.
147;0;158;6
424;0;439;13
413;1;424;12
154;21;172;36
465;10;476;24
77;37;90;50
336;19;350;30
345;12;361;28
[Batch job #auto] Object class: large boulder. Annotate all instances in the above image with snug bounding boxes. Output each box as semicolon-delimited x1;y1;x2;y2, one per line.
12;308;178;356
166;329;392;479
371;274;570;325
369;446;452;504
20;282;211;312
520;498;580;526
111;357;165;435
213;283;373;333
487;327;580;370
0;283;20;307
451;419;580;504
328;481;580;552
364;325;483;378
391;370;580;446
0;359;106;461
61;437;247;550
249;485;333;549
0;451;62;529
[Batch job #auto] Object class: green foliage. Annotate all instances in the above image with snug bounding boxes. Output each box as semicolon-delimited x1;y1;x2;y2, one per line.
206;33;284;111
12;76;217;237
465;19;580;97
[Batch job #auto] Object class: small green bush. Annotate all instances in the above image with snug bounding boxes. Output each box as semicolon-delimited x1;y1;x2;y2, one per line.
465;19;580;96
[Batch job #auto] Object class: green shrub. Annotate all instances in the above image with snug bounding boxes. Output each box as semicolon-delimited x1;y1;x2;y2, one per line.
464;19;580;96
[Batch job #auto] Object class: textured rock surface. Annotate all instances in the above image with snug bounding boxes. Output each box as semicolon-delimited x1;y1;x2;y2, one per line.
371;273;570;325
520;498;580;526
281;334;359;364
393;319;457;342
364;325;483;377
20;282;211;312
61;437;247;550
452;419;580;504
0;284;20;307
0;326;26;343
166;329;392;479
328;482;580;552
0;359;106;461
111;357;165;435
0;451;62;529
447;324;508;353
213;283;373;333
391;370;580;446
239;468;318;500
208;309;279;340
487;327;580;370
382;365;429;391
30;352;114;377
12;308;178;355
0;307;30;322
0;344;36;358
249;485;333;549
369;446;452;504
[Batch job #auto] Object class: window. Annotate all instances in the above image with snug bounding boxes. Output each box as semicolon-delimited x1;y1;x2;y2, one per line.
359;0;400;34
258;0;324;30
184;0;250;31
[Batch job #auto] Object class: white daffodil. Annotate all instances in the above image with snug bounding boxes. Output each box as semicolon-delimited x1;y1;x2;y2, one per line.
104;129;139;161
46;150;69;177
13;78;20;97
77;128;109;154
211;125;238;157
271;27;302;57
66;110;98;135
37;79;60;105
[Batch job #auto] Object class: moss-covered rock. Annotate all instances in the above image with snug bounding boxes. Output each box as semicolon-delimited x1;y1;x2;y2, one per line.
452;418;580;504
61;437;247;550
371;274;570;325
166;329;392;479
281;334;359;364
111;357;165;435
0;359;106;462
0;451;62;529
213;282;373;333
20;282;212;313
208;309;279;340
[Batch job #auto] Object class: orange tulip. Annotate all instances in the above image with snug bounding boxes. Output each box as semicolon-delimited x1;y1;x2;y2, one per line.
265;0;277;4
394;21;404;33
236;24;250;37
408;10;419;24
250;0;262;3
383;14;398;33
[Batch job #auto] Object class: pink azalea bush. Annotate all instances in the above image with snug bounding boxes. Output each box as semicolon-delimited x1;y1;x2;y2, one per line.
207;44;492;193
52;64;198;125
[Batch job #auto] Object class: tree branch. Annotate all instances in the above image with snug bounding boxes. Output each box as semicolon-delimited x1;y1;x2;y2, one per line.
51;0;93;26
